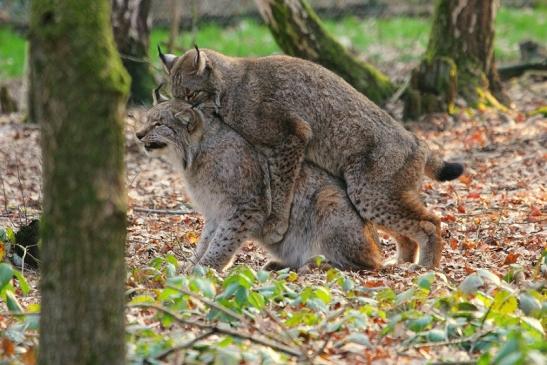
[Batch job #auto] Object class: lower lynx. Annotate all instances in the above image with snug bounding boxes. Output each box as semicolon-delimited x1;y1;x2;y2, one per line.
137;99;383;272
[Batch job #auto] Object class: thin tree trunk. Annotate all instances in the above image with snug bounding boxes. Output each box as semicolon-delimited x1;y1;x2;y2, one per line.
30;1;129;364
112;0;155;105
167;0;181;52
255;0;395;105
404;0;509;119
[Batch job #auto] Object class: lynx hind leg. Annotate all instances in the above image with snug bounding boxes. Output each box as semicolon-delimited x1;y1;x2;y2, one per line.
383;233;418;267
323;221;383;271
312;185;383;271
394;234;418;264
198;212;263;272
262;116;310;244
344;169;443;268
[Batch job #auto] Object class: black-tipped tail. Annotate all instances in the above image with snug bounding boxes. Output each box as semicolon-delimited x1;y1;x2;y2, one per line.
437;162;464;181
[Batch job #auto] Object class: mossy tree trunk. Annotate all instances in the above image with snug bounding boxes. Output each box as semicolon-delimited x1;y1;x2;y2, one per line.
255;0;395;105
404;0;509;119
30;1;129;364
112;0;155;105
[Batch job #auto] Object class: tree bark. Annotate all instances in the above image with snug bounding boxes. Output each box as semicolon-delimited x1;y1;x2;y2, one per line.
30;1;129;364
404;0;509;119
255;0;395;105
112;0;155;105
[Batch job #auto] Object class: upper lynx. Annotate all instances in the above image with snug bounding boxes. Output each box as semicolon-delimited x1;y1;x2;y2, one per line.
159;47;464;268
137;98;383;272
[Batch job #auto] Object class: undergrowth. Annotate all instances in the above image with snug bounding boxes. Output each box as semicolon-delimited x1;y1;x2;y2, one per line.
2;221;544;364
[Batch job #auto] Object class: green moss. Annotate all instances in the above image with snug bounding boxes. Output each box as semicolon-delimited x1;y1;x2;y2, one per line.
266;0;395;104
31;1;129;364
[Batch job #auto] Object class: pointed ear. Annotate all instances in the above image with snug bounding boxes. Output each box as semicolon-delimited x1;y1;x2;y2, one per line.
193;44;209;75
158;45;177;73
175;109;201;134
152;83;169;105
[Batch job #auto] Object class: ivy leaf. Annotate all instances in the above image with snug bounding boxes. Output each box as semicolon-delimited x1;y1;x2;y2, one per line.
314;287;331;304
0;263;14;291
459;274;484;294
345;333;371;347
247;292;265;309
129;295;155;305
477;269;501;286
426;329;447;342
407;315;433;332
12;270;30;295
416;272;436;291
6;291;23;313
518;293;541;317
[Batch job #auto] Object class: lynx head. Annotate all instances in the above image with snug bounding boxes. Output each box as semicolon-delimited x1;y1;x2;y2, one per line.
158;45;221;106
136;86;205;169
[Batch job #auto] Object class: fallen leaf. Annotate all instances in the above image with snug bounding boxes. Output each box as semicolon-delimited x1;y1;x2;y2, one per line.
2;338;15;357
503;252;520;265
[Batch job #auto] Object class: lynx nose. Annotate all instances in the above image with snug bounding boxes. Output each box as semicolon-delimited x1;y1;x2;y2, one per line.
136;129;146;140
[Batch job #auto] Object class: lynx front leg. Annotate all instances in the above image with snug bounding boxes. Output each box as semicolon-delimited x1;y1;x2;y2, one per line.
198;213;263;271
262;115;311;244
189;220;217;265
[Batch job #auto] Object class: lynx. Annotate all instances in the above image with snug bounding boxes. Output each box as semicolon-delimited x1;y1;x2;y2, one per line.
136;97;383;272
159;47;464;268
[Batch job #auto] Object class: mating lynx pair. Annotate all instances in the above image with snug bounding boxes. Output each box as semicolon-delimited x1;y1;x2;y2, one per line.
138;47;463;271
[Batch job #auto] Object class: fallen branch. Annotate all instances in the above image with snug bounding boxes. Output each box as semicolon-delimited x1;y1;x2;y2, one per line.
128;303;303;358
132;206;195;215
498;60;547;80
154;329;216;360
398;330;493;352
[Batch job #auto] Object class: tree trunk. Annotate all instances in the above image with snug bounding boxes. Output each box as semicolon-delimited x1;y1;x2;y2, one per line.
255;0;395;105
404;0;509;119
112;0;155;105
30;1;129;364
167;0;181;52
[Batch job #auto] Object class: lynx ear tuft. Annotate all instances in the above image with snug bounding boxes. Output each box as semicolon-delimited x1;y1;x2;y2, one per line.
158;45;177;73
152;83;169;105
193;44;208;75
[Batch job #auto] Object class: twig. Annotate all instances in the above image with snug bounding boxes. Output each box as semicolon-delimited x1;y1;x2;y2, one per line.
132;206;195;215
265;308;312;362
399;330;493;352
0;172;8;213
0;311;40;317
310;331;333;361
387;76;410;104
13;243;40;275
15;158;28;225
129;303;303;358
154;329;216;360
166;285;292;350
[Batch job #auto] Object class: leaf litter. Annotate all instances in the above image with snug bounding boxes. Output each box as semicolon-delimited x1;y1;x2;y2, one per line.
0;74;545;364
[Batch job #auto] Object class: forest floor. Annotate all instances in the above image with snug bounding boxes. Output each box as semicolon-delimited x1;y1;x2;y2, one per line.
0;74;545;364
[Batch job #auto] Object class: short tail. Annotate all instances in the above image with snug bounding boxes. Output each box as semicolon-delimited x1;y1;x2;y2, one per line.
425;152;464;182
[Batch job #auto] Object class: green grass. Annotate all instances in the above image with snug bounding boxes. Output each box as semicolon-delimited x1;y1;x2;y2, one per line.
1;7;545;81
0;27;26;80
